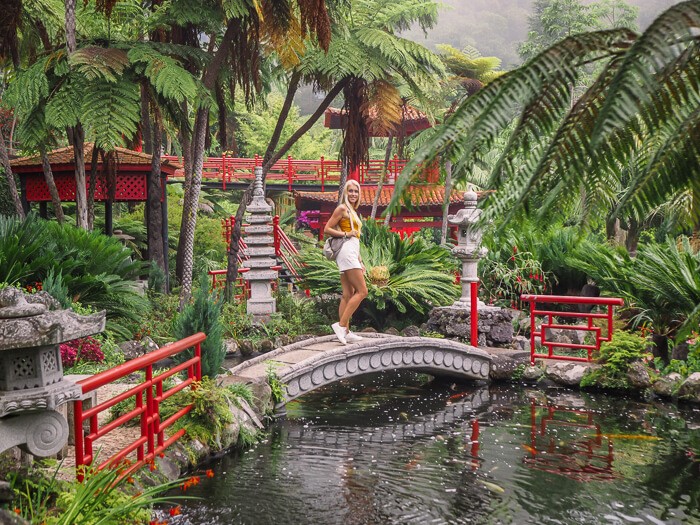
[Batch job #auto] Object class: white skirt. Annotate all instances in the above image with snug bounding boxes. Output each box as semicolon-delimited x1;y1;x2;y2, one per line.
336;237;362;272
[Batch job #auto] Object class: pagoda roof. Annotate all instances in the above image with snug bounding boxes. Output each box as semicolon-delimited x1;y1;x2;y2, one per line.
295;185;465;209
324;105;433;137
10;143;181;175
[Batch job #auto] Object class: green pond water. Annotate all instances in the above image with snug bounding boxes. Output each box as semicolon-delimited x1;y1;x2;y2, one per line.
165;372;700;524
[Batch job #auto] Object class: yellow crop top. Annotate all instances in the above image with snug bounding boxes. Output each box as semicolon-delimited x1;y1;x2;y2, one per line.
338;216;361;233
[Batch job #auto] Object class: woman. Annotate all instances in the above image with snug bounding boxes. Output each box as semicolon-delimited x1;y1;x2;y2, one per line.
324;179;368;344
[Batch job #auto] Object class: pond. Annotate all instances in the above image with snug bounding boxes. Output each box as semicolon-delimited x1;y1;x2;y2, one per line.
167;372;700;524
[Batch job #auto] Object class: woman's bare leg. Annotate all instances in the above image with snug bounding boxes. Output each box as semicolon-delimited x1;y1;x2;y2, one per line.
339;271;354;322
339;268;368;329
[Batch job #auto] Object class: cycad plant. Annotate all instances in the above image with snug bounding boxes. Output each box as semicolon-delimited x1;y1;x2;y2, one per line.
299;220;459;328
568;236;700;359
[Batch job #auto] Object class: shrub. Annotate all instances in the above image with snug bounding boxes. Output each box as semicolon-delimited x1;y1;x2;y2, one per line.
580;330;651;390
59;337;105;369
171;274;225;378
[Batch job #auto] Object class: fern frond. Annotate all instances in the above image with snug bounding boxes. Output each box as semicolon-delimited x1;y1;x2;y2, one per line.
81;77;140;150
128;44;196;102
69;46;130;82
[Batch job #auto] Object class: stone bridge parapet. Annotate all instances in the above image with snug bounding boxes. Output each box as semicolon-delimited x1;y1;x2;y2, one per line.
228;333;492;411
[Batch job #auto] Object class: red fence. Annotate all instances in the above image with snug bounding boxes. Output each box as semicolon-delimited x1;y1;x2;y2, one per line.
520;294;624;365
162;154;439;190
73;333;205;481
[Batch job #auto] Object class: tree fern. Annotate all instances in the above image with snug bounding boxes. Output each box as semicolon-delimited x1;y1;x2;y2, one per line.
81;77;140;150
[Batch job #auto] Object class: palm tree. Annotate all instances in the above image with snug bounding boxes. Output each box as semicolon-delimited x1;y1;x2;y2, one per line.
390;1;700;235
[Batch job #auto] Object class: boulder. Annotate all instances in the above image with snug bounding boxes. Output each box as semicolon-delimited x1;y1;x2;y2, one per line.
224;339;238;355
652;373;683;398
401;325;421;337
118;337;157;361
677;372;700;403
522;365;545;381
489;354;522;381
545;362;592;386
426;306;514;347
259;339;274;353
626;361;652;389
238;339;256;357
274;334;291;348
513;335;530;353
360;327;377;333
0;509;31;525
292;334;314;343
384;327;401;336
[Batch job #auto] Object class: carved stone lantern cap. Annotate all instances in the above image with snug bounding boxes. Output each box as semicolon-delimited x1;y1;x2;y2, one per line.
448;190;481;226
0;287;106;352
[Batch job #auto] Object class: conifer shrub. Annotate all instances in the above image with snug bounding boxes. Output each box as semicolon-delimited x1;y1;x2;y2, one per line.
171;274;225;378
580;330;651;390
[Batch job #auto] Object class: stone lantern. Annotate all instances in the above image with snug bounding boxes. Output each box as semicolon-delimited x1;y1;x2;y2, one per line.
0;287;105;457
448;190;489;309
426;190;514;347
242;166;278;320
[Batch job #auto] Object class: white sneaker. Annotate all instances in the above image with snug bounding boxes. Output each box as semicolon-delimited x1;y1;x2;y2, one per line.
346;331;363;343
331;322;347;344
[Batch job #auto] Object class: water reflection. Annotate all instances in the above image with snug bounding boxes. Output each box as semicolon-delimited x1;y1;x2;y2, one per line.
167;372;700;525
524;400;616;482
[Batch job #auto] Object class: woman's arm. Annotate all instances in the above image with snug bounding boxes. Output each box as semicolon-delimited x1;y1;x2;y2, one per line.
324;205;355;238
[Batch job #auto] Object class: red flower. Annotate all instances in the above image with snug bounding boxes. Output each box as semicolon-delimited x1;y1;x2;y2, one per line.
169;506;182;517
206;469;215;478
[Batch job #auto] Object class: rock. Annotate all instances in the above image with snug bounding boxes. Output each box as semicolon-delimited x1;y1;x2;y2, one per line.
489;354;522;380
360;327;377;333
426;306;514;347
274;334;291;348
545;362;592;386
224;339;238;355
401;325;420;337
0;481;12;503
652;373;683;398
677;372;700;403
513;335;530;353
626;361;652;389
385;327;401;336
671;342;690;361
239;340;256;357
522;365;544;381
0;509;31;525
544;328;572;345
118;340;146;360
292;334;314;343
259;339;274;353
220;376;273;416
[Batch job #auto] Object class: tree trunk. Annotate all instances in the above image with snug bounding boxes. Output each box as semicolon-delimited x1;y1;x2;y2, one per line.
0;132;24;219
87;146;98;230
263;70;301;165
71;124;88;229
175;117;193;282
148;117;165;272
651;333;670;366
371;135;393;220
141;84;153;155
440;159;453;245
39;145;65;223
65;0;77;52
178;106;208;309
625;216;640;257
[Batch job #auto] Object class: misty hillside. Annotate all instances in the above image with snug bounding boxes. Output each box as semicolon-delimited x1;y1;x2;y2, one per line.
404;0;681;68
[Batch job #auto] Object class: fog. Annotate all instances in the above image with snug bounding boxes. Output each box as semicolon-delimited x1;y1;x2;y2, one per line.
404;0;682;69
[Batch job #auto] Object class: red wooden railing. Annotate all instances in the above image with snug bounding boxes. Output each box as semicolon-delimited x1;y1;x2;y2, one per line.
73;333;205;481
519;295;624;365
162;154;439;190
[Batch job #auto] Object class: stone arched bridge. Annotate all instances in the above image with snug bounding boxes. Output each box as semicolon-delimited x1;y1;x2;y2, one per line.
227;333;491;410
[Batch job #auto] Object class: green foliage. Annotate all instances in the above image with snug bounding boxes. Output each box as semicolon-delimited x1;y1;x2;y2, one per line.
171;274;225;378
657;335;700;378
42;269;71;309
266;362;287;405
147;260;166;294
161;377;257;450
580;330;651;389
8;459;188;525
392;2;700;236
299;220;459;329
569;236;700;339
0;214;148;338
64;334;125;375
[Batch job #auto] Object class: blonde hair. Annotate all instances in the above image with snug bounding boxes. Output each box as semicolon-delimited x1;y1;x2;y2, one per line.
341;179;362;232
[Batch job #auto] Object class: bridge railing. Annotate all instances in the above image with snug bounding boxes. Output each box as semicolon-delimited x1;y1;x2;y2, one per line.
161;154;437;190
519;294;624;365
72;333;205;481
